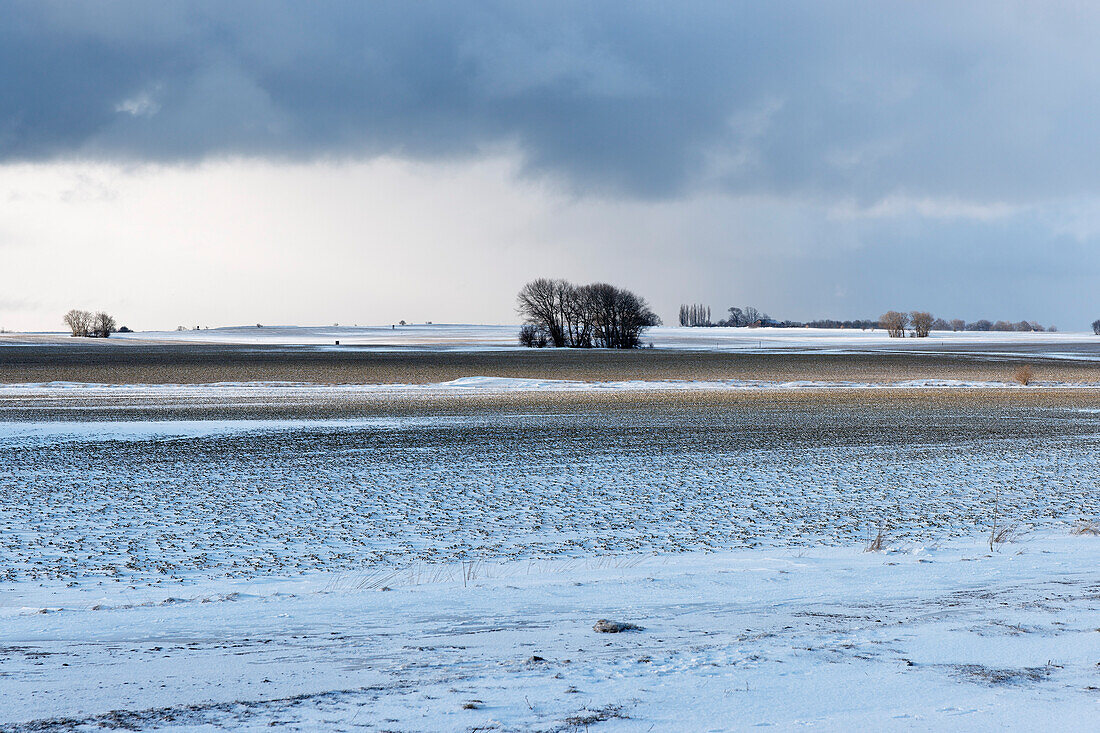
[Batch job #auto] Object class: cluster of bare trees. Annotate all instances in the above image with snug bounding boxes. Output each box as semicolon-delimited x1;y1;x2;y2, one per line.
678;304;712;327
1093;319;1100;335
878;311;933;338
517;279;660;349
879;311;1055;337
678;304;773;327
63;309;117;338
722;306;771;327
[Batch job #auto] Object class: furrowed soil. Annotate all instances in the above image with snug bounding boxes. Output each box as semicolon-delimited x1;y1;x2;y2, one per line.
2;339;1100;385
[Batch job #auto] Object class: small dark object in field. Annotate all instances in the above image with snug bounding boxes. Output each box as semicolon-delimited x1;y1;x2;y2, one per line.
462;700;483;710
527;655;547;663
564;704;627;726
593;619;643;633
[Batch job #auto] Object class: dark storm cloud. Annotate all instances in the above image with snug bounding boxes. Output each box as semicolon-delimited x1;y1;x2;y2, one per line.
3;1;1100;200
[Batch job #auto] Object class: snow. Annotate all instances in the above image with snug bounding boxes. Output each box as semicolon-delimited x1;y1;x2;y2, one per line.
3;535;1100;730
1;376;1098;405
4;374;1100;728
106;323;1100;355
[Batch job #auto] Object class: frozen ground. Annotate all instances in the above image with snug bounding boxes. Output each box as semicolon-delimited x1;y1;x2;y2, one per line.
2;387;1100;726
3;536;1100;731
3;386;1100;730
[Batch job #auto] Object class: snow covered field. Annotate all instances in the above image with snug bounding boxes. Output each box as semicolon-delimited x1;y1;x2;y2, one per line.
86;322;1100;356
2;389;1100;730
4;536;1100;731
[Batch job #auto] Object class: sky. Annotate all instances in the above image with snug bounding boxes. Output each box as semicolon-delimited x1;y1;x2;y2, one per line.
2;1;1100;331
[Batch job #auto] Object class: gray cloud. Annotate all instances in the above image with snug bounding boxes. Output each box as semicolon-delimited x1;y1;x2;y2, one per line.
4;1;1100;201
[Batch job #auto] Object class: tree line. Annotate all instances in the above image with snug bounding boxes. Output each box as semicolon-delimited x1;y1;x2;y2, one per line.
63;309;118;338
879;311;1055;337
517;278;660;349
677;304;773;327
677;302;1058;335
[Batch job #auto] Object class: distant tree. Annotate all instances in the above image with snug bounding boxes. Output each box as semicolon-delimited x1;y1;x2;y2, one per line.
931;317;950;331
516;278;571;347
804;318;877;330
909;311;933;338
1093;319;1100;335
518;324;548;347
117;326;132;333
967;319;992;331
949;319;965;332
678;303;711;327
63;309;93;337
517;279;658;349
879;311;909;338
725;307;744;327
992;320;1014;331
742;306;763;325
1048;325;1058;333
92;312;117;338
583;282;661;348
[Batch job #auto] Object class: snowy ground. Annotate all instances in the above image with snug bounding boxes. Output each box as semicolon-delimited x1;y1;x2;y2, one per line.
3;536;1100;731
87;323;1100;357
2;386;1100;730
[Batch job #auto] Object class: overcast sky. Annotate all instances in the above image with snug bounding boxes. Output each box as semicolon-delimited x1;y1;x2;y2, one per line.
2;1;1100;331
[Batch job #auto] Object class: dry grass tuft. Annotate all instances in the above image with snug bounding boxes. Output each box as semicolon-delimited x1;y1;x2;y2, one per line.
991;523;1027;546
563;704;627;728
864;529;887;552
1014;364;1035;385
1071;520;1100;536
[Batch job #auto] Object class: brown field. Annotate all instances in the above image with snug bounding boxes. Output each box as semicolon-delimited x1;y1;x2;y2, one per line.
1;336;1099;386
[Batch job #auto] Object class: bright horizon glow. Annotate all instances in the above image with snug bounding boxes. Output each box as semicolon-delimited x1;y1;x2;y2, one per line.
3;3;1100;331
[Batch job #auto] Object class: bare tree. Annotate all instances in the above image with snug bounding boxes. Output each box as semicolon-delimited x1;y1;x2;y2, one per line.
518;324;548;347
909;311;933;338
931;317;950;331
878;311;909;338
63;309;93;337
678;303;711;327
1093;319;1100;335
92;312;117;338
950;318;965;332
516;278;570;347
